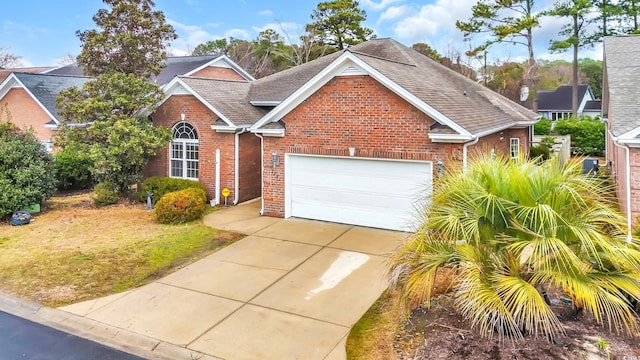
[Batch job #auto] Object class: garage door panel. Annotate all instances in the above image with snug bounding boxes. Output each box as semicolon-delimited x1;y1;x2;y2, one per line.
286;155;432;231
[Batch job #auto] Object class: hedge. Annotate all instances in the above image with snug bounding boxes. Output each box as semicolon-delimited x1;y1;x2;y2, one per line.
138;176;207;204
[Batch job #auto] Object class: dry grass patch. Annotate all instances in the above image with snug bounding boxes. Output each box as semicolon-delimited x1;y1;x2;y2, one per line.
0;193;242;307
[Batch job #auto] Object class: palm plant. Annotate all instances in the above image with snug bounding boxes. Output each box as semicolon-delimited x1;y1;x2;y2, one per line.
390;154;640;340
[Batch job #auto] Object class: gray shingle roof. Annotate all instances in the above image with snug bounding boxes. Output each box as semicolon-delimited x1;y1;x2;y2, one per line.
180;76;267;127
250;38;537;136
536;85;590;111
12;72;92;121
47;55;225;85
584;100;601;111
604;35;640;137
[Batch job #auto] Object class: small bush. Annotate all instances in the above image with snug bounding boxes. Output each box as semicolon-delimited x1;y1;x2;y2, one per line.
54;149;94;190
529;144;550;161
93;182;120;207
534;118;552;135
155;188;207;224
138;176;207;204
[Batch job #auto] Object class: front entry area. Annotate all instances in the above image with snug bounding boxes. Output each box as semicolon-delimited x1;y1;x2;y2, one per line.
285;154;432;231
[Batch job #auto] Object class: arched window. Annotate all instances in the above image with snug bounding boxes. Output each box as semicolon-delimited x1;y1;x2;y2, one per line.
170;122;199;179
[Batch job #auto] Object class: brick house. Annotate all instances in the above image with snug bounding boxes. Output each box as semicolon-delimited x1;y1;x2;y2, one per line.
246;39;538;231
604;35;640;237
0;54;253;151
0;72;91;151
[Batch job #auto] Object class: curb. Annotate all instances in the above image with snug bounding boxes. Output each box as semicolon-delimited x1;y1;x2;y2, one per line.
0;292;220;360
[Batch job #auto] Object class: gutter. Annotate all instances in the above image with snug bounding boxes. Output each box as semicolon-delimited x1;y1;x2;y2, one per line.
462;137;479;172
233;128;247;205
609;130;633;243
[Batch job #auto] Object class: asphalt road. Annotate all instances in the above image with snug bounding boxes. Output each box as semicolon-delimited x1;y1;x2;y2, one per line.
0;311;145;360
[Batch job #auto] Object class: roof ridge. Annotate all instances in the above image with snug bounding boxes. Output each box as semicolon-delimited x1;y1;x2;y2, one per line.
349;50;416;67
179;75;249;83
13;72;93;79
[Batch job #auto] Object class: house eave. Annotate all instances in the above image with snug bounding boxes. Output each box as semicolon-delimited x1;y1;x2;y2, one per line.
251;128;285;137
428;133;474;143
210;125;240;133
249;100;281;107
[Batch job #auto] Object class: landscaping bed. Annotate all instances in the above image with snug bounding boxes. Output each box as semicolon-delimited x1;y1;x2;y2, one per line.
348;285;640;360
0;192;242;307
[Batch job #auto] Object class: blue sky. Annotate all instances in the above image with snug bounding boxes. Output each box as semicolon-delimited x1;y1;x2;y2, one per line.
1;0;601;68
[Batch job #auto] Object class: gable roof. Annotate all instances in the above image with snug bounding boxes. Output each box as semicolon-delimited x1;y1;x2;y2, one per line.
584;100;602;111
178;76;267;127
161;76;266;129
604;35;640;138
536;85;591;111
0;72;91;123
250;38;538;140
47;55;254;85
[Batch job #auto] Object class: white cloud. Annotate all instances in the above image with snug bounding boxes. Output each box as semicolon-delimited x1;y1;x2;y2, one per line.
392;0;475;44
360;0;405;11
258;9;274;17
224;28;251;40
251;22;304;43
377;5;412;25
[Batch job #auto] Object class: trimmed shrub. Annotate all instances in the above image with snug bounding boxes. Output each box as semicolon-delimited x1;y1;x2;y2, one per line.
0;118;56;217
555;117;605;156
54;149;94;190
155;188;207;224
534;118;552;135
529;144;550;161
138;176;207;204
93;182;120;207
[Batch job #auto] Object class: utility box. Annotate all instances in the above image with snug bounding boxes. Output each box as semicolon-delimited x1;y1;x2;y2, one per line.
582;158;599;175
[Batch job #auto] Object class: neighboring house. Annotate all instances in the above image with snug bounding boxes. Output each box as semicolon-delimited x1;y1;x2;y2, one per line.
0;66;54;83
603;34;640;236
150;38;538;231
0;55;254;150
48;54;254;85
535;85;601;120
0;73;91;151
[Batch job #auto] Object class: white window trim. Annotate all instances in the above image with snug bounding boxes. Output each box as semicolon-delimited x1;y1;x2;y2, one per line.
169;122;199;180
510;137;520;159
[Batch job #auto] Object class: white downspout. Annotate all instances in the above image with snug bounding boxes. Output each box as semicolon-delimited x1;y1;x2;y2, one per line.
214;149;220;206
233;128;247;205
609;130;633;243
255;133;265;215
462;137;479;172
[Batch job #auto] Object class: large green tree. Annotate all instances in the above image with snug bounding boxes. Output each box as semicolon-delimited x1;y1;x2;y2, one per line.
547;0;593;117
0;105;56;216
76;0;176;77
306;0;374;51
390;155;640;340
58;0;174;194
57;73;171;193
456;1;541;108
620;0;640;33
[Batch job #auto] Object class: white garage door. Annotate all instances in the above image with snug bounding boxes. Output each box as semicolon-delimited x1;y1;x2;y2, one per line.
285;155;432;231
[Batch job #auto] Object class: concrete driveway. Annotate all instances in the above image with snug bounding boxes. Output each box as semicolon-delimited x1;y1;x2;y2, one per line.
60;200;408;360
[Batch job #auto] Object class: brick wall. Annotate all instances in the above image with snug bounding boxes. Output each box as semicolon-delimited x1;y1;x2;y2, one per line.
145;95;236;201
2;88;56;141
191;66;246;81
261;75;532;217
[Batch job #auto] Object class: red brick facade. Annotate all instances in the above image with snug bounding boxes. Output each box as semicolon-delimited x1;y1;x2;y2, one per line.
261;75;530;217
2;88;56;141
191;66;246;81
145;94;261;203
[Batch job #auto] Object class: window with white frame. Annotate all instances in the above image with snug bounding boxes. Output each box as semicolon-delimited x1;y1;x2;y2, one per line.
170;122;199;179
510;137;520;159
